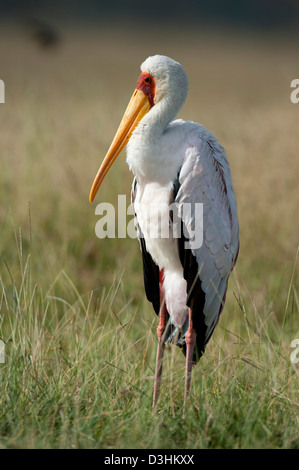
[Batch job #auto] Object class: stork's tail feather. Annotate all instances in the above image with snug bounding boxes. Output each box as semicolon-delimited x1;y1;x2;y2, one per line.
162;316;189;347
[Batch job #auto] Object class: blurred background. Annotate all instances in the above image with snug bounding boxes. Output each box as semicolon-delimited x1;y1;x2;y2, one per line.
0;0;298;316
1;0;299;28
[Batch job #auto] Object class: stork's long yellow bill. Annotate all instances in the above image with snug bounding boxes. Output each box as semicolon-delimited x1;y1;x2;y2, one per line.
89;89;151;203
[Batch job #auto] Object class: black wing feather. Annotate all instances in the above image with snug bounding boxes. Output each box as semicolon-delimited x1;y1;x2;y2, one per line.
174;173;208;363
140;236;160;316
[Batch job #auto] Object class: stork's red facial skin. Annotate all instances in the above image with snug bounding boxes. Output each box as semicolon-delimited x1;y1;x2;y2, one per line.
136;73;155;108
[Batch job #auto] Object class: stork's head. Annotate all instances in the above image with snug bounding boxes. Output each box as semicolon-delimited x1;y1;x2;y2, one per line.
140;55;188;110
89;55;188;202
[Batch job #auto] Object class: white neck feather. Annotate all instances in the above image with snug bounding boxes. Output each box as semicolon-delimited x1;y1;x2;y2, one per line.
126;97;188;185
126;54;189;185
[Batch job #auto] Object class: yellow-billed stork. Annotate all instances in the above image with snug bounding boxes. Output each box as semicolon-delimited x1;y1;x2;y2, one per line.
89;55;239;406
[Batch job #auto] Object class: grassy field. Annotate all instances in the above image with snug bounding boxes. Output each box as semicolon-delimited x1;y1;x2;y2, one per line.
0;23;298;449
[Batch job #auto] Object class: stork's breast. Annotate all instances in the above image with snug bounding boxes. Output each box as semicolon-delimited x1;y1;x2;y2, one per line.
134;182;182;272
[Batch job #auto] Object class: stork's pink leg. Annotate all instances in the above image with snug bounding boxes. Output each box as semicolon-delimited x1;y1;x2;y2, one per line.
153;270;166;407
184;308;196;406
152;301;166;407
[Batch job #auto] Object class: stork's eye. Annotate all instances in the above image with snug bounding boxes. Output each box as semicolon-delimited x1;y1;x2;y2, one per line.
144;77;150;84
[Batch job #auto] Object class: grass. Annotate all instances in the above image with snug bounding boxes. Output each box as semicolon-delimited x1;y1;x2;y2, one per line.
0;23;298;448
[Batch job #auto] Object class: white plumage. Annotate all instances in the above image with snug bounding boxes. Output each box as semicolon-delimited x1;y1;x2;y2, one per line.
128;56;238;343
89;54;239;406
